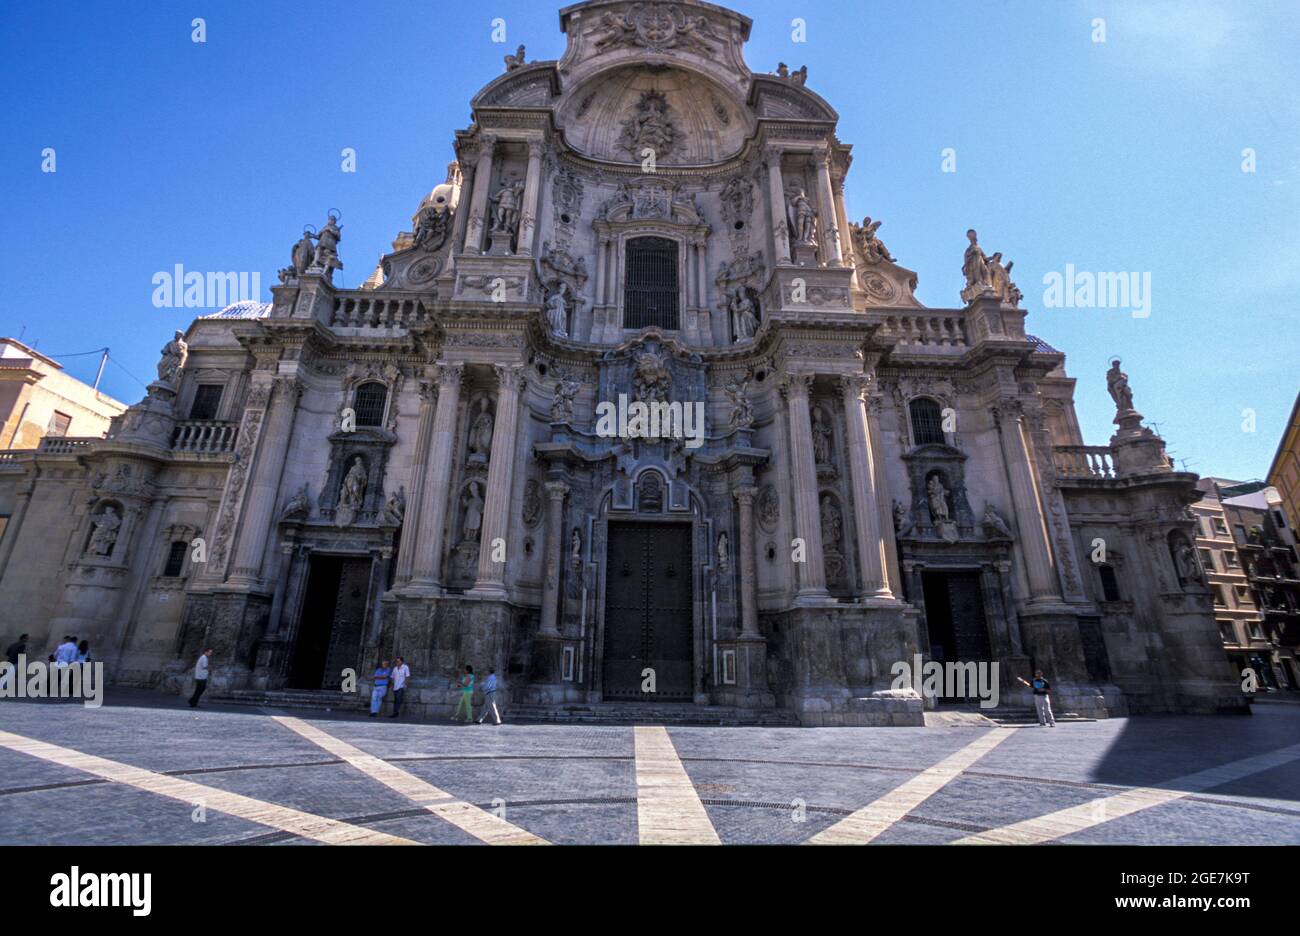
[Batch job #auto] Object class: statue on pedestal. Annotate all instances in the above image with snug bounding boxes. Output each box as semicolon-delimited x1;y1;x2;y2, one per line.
490;177;525;235
311;212;343;282
1107;359;1135;415
462;482;484;542
504;44;526;71
786;187;818;245
728;286;758;343
961;229;992;300
157;331;188;385
87;506;121;557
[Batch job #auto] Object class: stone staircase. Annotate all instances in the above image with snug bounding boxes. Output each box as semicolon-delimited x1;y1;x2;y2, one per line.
934;702;1095;727
506;701;802;727
221;688;367;713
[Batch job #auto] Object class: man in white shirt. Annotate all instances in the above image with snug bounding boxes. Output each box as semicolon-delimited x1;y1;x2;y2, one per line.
390;657;411;718
189;649;213;708
477;668;502;725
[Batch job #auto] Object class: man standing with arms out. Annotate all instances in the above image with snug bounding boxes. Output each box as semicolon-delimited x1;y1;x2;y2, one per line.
389;657;410;719
477;667;502;725
1;633;28;692
189;648;213;708
1017;670;1056;727
370;659;392;717
451;664;475;723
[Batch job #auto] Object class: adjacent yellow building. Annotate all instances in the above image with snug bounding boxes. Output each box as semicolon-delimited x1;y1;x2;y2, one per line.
0;338;126;449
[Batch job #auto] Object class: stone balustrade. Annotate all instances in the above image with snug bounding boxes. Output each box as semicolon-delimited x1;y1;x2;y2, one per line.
172;420;238;454
1054;445;1116;480
331;293;430;329
37;437;97;455
872;312;969;350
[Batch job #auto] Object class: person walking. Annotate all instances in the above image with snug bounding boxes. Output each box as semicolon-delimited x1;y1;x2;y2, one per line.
476;668;502;725
1;633;28;692
389;657;410;719
451;665;475;723
1017;670;1056;727
370;660;392;717
189;649;213;708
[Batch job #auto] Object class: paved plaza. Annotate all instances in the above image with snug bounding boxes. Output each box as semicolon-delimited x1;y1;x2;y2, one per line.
1;691;1298;846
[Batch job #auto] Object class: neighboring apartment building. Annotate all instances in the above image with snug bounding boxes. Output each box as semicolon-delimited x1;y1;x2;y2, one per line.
1267;391;1300;536
1194;477;1300;691
0;338;126;450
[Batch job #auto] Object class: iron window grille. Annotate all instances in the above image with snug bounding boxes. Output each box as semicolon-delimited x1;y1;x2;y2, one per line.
909;398;946;446
353;382;388;427
623;236;679;331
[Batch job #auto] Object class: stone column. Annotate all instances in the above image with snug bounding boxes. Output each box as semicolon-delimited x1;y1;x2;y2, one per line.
840;375;891;598
539;481;569;637
866;389;903;598
462;135;496;255
782;374;829;599
593;236;608;340
410;363;464;588
516;139;544;258
267;542;296;635
445;163;474;275
471;365;526;598
229;376;301;586
733;486;762;638
814;148;843;266
765;145;791;264
394;377;439;585
996;402;1061;602
0;476;35;584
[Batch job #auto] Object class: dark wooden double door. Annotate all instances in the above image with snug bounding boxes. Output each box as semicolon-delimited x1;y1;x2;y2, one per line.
290;555;371;690
603;522;694;701
922;569;992;665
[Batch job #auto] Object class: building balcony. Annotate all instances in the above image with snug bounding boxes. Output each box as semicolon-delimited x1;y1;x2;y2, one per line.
171;420;238;454
1053;445;1115;480
331;292;433;330
37;436;98;455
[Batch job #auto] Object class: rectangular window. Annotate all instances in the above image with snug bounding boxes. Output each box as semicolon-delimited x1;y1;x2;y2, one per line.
189;385;224;421
46;411;72;437
1248;622;1264;640
162;541;188;577
1235;585;1250;603
1199;549;1215;572
561;646;575;682
1224;551;1239;568
1212;585;1227;607
1213;518;1229;535
623;236;679;330
1219;623;1234;643
1234;524;1248;542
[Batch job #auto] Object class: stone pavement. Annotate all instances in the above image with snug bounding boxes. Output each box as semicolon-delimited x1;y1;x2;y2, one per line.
1;689;1297;846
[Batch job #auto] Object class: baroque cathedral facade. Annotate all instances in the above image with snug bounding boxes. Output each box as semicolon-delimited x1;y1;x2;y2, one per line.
0;0;1245;724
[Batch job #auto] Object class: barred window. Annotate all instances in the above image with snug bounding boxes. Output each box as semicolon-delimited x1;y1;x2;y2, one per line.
909;398;945;446
163;541;188;577
624;236;679;331
189;384;224;420
354;382;388;427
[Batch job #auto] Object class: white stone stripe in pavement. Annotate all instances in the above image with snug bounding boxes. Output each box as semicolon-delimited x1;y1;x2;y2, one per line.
634;725;721;845
0;728;416;845
808;728;1014;845
274;716;548;845
954;741;1300;845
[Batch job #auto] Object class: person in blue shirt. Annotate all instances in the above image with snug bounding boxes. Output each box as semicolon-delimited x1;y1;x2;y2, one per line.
1017;670;1056;727
370;660;392;717
476;668;502;725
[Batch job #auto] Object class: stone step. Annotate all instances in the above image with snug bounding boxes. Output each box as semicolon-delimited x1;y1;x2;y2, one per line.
222;689;366;712
506;702;801;727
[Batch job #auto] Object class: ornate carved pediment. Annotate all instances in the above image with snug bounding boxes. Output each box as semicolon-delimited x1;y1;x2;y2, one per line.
587;2;724;56
598;176;704;225
748;78;837;121
473;64;560;108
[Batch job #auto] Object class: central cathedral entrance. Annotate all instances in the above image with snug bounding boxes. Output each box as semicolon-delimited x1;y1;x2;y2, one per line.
603;521;694;701
289;555;372;691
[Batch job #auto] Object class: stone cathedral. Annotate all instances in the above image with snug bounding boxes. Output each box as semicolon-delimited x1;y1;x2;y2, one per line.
0;0;1245;724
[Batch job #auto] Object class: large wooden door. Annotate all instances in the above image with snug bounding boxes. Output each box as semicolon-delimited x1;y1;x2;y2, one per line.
290;555;372;690
603;522;693;701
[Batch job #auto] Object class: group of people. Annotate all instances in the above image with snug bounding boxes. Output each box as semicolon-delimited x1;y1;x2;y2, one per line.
1;633;94;689
369;660;503;725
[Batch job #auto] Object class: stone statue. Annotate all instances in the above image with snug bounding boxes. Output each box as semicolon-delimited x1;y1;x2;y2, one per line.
632;349;672;404
468;398;494;462
776;62;790;78
792;65;808;85
927;475;951;523
620;91;677;159
384;486;406;525
982;504;1013;539
87;506;121;557
291;229;316;275
893;500;914;537
280;484;311;521
546;285;570;337
339;456;367;510
489;177;525;235
787;187;818;245
811;406;833;466
412;204;450;252
725;374;754;429
1175;539;1202;584
854;217;895;264
1107;359;1135;414
729;286;758;343
986;252;1021;307
462;482;483;542
717;531;730;570
157;331;188;384
820;496;842;548
570;526;582;565
504;44;526;71
552;378;580;424
312;213;343;280
961;229;991;297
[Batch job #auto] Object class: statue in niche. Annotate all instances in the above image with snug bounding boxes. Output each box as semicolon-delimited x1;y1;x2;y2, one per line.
820;496;843;549
1107;359;1135;415
462;482;484;542
546;284;570;337
982;504;1014;539
336;457;367;528
926;475;951;524
489;176;525;235
728;286;759;343
724;373;754;430
786;187;818;245
157;331;188;384
87;506;122;557
521;480;541;527
551;378;580;424
384;486;406;525
311;212;343;281
280;484;311;521
638;472;664;512
961;228;992;298
717;532;730;571
811;406;834;466
986;252;1021;307
1171;533;1202;586
412;203;450;252
468;399;494;464
503;44;526;71
853;217;895;264
570;527;582;567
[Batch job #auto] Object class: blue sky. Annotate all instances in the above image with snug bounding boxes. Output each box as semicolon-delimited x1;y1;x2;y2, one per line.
1;0;1296;479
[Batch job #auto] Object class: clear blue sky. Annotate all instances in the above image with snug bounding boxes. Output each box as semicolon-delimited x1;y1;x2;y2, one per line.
1;0;1295;479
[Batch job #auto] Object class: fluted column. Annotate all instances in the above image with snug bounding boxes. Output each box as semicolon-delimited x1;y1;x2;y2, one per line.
866;387;902;597
462;135;496;255
394;376;440;585
446;164;473;274
516;139;544;257
229;376;301;586
814;148;843;266
410;363;464;588
782;374;829;599
471;365;526;597
734;486;762;637
765;145;791;264
840;375;891;598
996;401;1062;602
539;481;569;637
